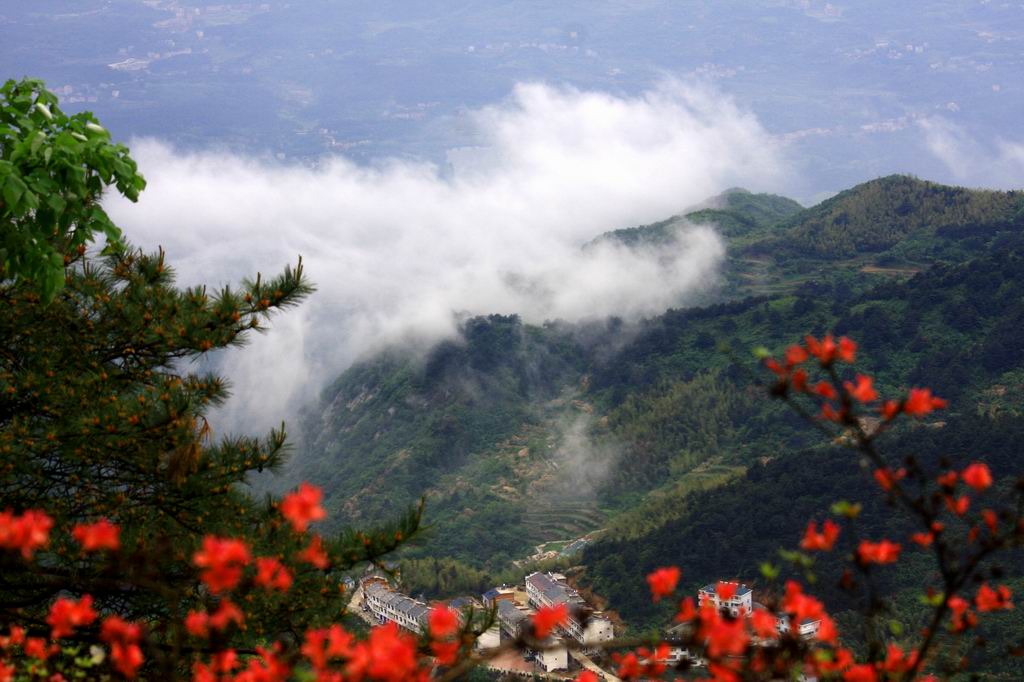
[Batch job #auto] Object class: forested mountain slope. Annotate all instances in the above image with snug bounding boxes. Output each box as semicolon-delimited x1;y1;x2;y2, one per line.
583;241;1024;618
278;177;1024;575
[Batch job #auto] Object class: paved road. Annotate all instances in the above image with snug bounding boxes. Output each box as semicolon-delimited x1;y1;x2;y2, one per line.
570;650;620;682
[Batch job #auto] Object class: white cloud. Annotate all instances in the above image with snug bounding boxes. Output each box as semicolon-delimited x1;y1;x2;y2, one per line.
919;117;1024;188
106;80;788;433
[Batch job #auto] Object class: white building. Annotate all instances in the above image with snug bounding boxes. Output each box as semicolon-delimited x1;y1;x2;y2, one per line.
697;582;753;617
525;572;614;649
695;584;821;641
535;638;569;672
362;580;430;634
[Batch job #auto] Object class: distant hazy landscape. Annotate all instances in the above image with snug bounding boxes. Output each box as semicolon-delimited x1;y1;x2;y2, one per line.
4;1;1023;200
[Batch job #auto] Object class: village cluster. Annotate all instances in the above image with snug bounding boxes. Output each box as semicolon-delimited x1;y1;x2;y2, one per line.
357;572;822;678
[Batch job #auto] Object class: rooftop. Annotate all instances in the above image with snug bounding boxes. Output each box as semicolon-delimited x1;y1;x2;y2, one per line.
699;583;752;597
526;572;585;607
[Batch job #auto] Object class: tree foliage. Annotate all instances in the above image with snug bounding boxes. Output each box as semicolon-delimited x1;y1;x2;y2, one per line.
0;78;146;300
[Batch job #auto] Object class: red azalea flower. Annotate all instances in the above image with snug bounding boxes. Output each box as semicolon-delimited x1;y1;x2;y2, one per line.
944;495;970;516
800;519;840;551
280;482;327;533
857;539;901;565
254;557;293;592
645;566;681;602
962;462;993;491
903;387;947;417
72;518;121;553
0;509;53;559
47;595;97;639
208;599;245;632
297;534;330;569
873;467;906;492
428;606;459;639
751;608;778;639
911;532;934;547
192;536;251;594
844;374;877;403
532;604;568;639
975;583;1013;612
100;616;144;679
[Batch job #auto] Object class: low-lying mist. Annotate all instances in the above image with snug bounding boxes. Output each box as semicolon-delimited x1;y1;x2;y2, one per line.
105;80;790;433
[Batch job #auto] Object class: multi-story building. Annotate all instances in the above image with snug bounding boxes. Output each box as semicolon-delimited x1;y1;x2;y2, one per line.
695;583;821;640
525;572;614;648
697;582;753;617
362;580;430;635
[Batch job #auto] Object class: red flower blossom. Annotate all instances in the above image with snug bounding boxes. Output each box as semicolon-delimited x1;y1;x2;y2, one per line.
820;403;844;422
0;508;53;559
782;581;826;622
345;622;419;682
751;608;778;639
72;518;121;553
857;540;901;564
937;470;958;488
706;617;749;658
100;616;144;679
949;596;977;632
185;611;209;638
301;625;354;670
880;400;900;421
532;603;568;639
791;368;809;392
812;381;837;400
804;334;856;365
975;583;1013;612
844;374;877;403
962;462;993;491
0;625;25;649
800;519;840;551
575;671;599;682
911;532;934;547
983;509;999;533
785;344;809;367
297;534;329;569
254;557;293;592
208;599;245;632
944;495;970;516
674;596;697;622
716;581;738;600
646;566;681;602
430;640;460;666
816;613;838;644
23;637;54;661
280;483;326;533
47;595;97;639
903;387;947;417
428;606;459;639
192;536;251;594
873;467;906;492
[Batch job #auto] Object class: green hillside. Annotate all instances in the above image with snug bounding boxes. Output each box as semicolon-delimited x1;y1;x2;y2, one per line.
753;174;1024;261
278;177;1024;578
589;187;803;249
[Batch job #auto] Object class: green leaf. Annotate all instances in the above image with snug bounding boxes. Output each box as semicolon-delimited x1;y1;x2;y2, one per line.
46;194;66;215
760;562;780;580
831;500;862;519
3;174;26;209
888;619;904;636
